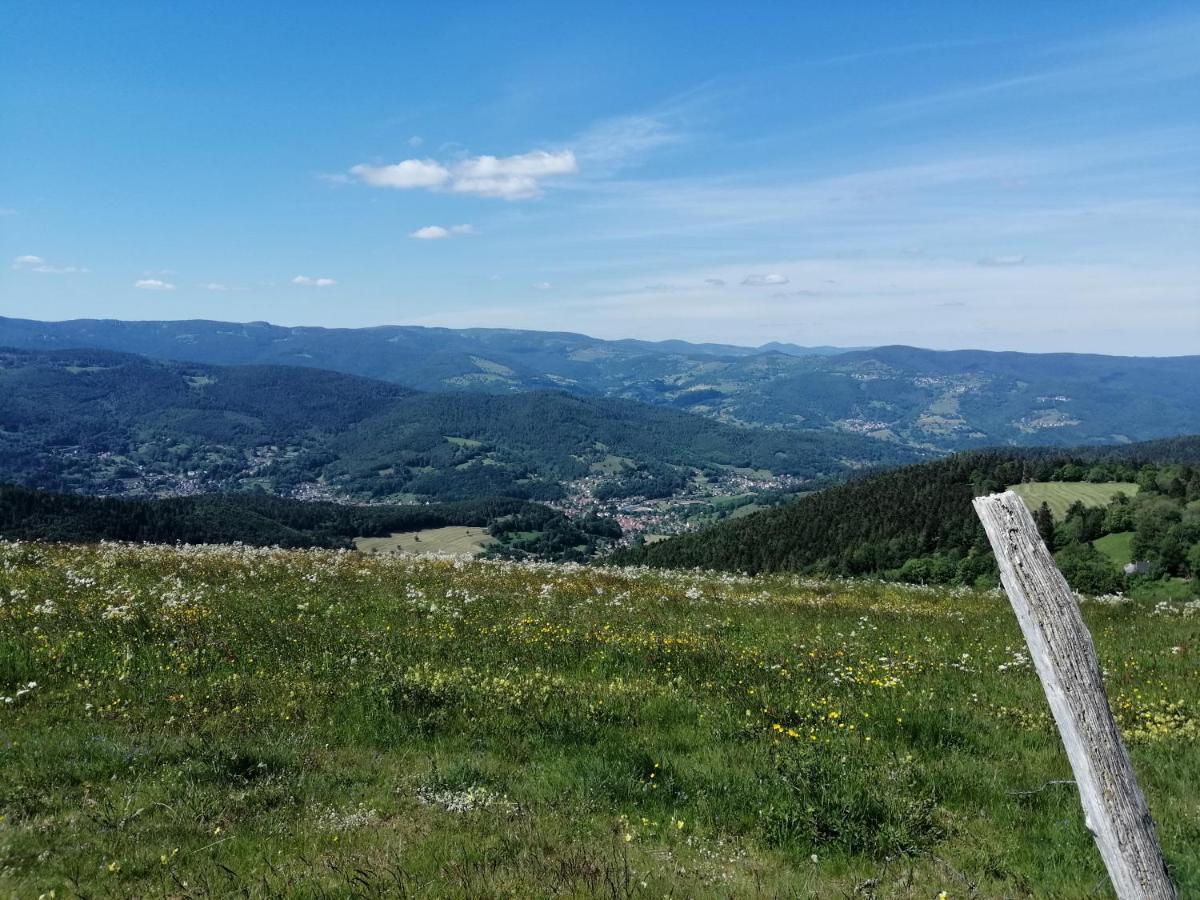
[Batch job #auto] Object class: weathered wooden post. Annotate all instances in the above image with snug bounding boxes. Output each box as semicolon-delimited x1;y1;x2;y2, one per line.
973;491;1175;899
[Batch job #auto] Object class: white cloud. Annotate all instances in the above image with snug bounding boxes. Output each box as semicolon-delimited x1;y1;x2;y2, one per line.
409;224;475;240
12;254;87;274
452;150;577;199
134;278;175;290
741;273;790;286
201;282;247;292
408;135;423;148
411;225;450;240
531;281;552;290
350;159;450;189
977;254;1026;266
350;149;577;200
703;278;726;287
292;275;337;287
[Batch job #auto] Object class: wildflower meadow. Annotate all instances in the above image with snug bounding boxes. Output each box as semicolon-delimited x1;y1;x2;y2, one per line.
1;540;1197;897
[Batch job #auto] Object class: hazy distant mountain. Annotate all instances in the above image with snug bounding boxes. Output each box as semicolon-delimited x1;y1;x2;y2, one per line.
0;316;849;390
2;316;1198;451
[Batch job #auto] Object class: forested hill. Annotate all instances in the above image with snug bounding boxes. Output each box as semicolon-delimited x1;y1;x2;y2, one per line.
5;316;1199;452
0;348;914;501
619;438;1200;591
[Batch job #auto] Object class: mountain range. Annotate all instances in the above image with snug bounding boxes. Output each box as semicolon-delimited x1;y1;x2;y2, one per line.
4;316;1198;451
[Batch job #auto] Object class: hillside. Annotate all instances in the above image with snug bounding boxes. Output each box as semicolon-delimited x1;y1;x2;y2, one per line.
3;542;1197;896
5;316;1199;451
0;348;912;503
621;438;1200;594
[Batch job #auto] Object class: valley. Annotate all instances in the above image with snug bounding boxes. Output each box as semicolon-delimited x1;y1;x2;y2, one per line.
0;347;910;540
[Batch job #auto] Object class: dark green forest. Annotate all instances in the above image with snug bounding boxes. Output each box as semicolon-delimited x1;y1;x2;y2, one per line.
621;438;1200;595
0;486;555;549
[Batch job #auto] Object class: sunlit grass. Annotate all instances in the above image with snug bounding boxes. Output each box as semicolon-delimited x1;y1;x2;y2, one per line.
1;541;1197;897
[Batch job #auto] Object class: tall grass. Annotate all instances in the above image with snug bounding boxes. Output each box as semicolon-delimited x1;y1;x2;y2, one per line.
1;540;1197;897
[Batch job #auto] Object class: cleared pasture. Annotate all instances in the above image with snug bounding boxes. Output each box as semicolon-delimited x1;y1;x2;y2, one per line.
1009;481;1139;520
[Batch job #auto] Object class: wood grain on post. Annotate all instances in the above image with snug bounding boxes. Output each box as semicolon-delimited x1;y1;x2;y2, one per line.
973;491;1175;900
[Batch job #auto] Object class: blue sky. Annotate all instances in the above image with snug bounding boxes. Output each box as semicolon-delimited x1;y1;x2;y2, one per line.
2;2;1198;354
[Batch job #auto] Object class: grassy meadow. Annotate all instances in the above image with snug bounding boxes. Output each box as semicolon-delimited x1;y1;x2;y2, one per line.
1009;481;1139;520
353;527;496;557
1093;531;1135;569
1;541;1198;898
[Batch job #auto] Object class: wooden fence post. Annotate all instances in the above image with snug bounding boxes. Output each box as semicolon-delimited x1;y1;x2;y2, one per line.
973;491;1175;899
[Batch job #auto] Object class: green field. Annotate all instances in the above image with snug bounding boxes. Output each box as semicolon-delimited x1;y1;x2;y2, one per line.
353;526;496;556
1094;531;1135;569
1009;481;1139;520
2;541;1198;897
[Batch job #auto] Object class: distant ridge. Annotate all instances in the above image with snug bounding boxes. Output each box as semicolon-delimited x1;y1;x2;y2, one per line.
3;315;1199;451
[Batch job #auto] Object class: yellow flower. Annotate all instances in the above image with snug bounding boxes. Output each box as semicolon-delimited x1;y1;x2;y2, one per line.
107;861;121;874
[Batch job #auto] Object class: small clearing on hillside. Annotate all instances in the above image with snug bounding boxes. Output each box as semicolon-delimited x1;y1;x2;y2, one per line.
353;526;496;556
1010;480;1139;519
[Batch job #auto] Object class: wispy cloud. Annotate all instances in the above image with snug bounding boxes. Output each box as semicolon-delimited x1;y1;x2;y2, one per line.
420;256;1200;354
292;275;337;287
134;278;175;290
978;255;1026;267
812;39;998;67
874;15;1200;121
12;254;87;274
742;273;789;286
571;114;683;173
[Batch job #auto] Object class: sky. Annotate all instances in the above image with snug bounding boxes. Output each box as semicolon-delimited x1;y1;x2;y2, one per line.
2;2;1198;354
